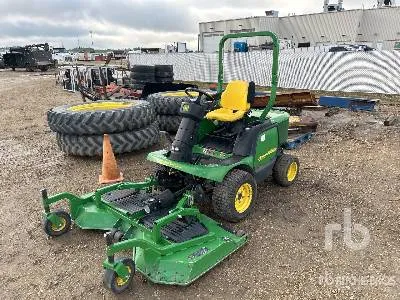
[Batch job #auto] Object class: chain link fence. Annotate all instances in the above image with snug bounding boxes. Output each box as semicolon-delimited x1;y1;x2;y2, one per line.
129;50;400;94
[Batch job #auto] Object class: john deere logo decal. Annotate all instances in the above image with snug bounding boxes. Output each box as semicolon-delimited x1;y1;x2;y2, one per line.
182;103;190;112
258;148;277;161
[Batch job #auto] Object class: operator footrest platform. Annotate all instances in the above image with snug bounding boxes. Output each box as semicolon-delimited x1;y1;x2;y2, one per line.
102;189;149;214
141;210;209;243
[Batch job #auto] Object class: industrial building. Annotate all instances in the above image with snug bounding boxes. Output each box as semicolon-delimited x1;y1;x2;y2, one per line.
198;2;400;52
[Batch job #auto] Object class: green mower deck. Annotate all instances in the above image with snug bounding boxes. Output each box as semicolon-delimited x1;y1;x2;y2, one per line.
42;180;247;290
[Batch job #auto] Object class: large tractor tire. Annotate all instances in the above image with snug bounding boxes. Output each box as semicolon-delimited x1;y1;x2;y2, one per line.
155;65;173;73
130;65;155;73
147;91;190;115
155;71;174;78
212;169;257;222
155;65;174;82
156;115;182;132
130;72;155;82
47;100;155;135
155;77;174;83
56;122;160;156
273;154;300;187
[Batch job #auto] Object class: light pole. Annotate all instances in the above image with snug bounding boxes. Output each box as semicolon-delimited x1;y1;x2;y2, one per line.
89;31;94;48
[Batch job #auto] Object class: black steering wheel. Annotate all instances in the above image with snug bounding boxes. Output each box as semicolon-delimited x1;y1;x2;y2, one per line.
184;87;214;104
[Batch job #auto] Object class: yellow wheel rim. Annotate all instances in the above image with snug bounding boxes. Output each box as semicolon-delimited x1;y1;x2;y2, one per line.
68;102;134;112
115;266;131;286
287;162;298;182
161;91;199;97
234;183;253;213
51;218;67;232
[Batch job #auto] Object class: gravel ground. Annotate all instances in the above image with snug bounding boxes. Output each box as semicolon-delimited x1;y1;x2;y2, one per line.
0;69;399;299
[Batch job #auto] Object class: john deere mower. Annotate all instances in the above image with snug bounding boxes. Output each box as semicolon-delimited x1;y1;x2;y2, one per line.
41;31;299;294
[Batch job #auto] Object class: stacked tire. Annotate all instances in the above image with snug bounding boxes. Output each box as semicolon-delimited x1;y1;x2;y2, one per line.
155;65;174;83
147;91;188;133
47;100;160;156
130;65;155;84
129;65;174;84
147;89;216;133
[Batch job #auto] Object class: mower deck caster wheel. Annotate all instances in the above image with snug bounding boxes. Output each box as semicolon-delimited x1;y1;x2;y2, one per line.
43;210;72;237
103;258;135;294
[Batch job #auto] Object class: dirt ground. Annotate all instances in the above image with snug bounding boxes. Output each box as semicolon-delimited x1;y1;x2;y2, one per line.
0;69;399;300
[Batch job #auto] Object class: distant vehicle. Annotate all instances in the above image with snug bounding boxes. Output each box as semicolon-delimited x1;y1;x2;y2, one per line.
329;44;376;52
52;47;73;65
3;43;53;71
112;50;127;60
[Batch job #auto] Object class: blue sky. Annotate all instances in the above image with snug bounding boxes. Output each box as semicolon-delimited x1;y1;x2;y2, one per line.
0;0;383;49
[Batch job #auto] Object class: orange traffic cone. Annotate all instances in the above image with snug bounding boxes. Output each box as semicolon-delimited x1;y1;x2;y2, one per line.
99;134;124;184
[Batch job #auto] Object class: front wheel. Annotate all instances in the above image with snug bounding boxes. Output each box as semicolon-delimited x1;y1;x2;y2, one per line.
273;154;300;187
212;169;257;222
103;258;135;294
43;210;72;237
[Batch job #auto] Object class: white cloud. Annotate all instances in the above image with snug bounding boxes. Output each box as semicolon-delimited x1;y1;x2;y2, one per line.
0;0;385;49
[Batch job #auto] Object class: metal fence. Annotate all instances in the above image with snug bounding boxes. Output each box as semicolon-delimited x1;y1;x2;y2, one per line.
129;50;400;94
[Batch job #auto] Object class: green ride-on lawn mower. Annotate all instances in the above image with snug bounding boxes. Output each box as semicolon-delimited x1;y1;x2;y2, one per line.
41;31;300;294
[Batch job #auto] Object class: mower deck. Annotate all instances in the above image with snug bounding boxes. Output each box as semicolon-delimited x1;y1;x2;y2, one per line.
42;181;247;287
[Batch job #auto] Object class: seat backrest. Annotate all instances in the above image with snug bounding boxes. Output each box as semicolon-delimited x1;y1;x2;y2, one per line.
220;80;250;111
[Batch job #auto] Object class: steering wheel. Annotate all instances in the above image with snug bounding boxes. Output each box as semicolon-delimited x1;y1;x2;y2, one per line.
184;87;214;104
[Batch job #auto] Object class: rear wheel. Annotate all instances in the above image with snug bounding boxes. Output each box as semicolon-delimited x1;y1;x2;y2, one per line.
273;154;300;187
212;169;257;222
103;258;135;294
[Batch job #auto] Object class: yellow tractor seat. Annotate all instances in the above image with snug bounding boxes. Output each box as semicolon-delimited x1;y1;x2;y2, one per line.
206;80;255;122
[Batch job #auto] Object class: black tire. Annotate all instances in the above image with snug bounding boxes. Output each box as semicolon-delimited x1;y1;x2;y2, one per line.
130;72;155;81
47;100;155;135
155;71;174;78
273;154;300;187
212;169;257;222
155;65;173;73
130;65;155;73
40;66;49;72
147;91;188;115
43;210;72;237
56;122;160;156
103;258;135;294
155;77;174;83
157;115;182;132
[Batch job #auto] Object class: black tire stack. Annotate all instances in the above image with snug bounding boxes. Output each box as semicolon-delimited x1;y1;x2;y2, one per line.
147;91;188;133
155;65;174;83
129;65;174;84
130;65;155;84
47;100;160;156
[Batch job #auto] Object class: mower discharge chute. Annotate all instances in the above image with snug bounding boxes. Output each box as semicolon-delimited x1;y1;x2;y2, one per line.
41;31;300;294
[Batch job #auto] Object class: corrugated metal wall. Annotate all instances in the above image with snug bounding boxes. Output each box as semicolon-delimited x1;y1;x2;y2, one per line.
278;10;363;45
357;8;400;42
199;7;400;51
129;50;400;94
